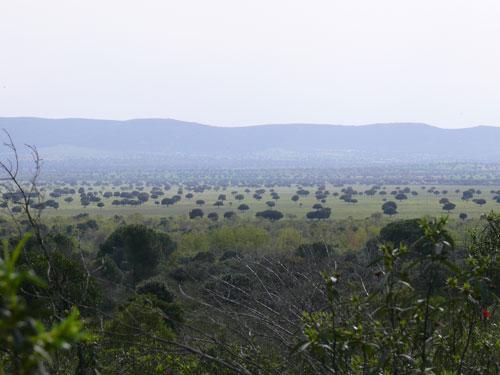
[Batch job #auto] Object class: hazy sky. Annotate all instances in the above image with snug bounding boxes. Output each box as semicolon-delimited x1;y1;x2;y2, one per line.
1;0;499;128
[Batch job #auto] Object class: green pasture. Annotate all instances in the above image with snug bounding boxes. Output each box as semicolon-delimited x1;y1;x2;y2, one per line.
31;184;500;220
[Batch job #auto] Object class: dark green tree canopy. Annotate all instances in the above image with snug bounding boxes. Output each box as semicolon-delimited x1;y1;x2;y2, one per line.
256;210;284;221
306;207;331;220
99;225;176;283
379;218;423;247
189;208;204;219
207;212;219;221
382;201;398;215
237;203;250;211
442;202;456;211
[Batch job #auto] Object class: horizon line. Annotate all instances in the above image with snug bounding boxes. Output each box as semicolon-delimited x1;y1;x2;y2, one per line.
0;116;498;130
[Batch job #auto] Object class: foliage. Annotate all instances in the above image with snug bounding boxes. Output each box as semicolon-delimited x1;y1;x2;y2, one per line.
99;224;176;283
382;200;398;215
306;207;331;219
256;210;284;221
0;235;88;374
299;215;500;374
378;218;424;246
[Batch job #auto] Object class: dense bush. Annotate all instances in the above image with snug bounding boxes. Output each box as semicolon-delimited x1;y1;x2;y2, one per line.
2;205;499;374
299;214;500;374
0;235;88;373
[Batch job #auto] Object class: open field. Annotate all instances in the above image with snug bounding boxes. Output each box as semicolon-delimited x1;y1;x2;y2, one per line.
26;183;500;220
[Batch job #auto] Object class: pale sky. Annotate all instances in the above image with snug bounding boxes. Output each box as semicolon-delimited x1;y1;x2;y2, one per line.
1;0;499;128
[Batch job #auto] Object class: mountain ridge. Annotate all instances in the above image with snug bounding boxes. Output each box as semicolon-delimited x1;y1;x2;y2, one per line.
4;116;498;130
0;117;498;165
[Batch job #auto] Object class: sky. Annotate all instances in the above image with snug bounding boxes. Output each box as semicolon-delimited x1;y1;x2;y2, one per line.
1;0;499;128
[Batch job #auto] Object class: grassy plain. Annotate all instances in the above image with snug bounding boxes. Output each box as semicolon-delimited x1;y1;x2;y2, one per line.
37;184;500;220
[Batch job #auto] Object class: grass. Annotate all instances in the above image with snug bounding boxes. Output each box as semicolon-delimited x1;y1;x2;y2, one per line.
32;184;500;220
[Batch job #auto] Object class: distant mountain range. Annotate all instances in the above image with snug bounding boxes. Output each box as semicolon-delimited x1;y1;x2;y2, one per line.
0;117;498;167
